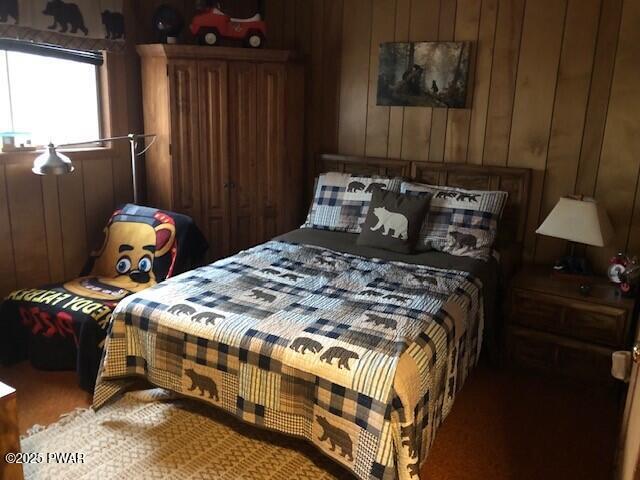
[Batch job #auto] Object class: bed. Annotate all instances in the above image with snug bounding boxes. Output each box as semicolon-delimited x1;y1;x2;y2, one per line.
93;155;531;480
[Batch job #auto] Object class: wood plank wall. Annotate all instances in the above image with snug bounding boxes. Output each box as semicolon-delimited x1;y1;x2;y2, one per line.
3;0;635;298
0;52;140;299
0;0;146;299
263;0;640;271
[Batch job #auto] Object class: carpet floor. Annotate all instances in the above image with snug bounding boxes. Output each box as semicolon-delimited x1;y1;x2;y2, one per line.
0;361;619;479
20;389;349;480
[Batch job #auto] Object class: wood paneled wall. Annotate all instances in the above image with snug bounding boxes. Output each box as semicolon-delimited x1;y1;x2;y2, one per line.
0;51;141;298
265;0;640;271
4;0;635;299
0;2;150;298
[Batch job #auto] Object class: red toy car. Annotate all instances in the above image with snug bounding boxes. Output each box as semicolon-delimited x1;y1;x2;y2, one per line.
190;7;267;48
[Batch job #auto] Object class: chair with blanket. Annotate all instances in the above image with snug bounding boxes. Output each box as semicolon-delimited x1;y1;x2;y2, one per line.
0;204;208;391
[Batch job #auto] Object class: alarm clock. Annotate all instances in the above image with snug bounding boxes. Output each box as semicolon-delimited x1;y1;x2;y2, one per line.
608;253;639;296
607;254;627;284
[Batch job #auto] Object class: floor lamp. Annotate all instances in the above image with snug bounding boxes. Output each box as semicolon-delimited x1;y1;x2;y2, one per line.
31;133;156;204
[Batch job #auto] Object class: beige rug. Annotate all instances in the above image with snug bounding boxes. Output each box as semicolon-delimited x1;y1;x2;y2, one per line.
21;389;350;480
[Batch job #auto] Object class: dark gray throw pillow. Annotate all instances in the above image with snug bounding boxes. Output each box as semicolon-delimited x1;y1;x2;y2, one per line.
356;187;431;254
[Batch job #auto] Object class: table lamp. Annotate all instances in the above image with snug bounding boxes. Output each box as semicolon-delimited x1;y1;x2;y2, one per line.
31;133;156;204
536;196;614;275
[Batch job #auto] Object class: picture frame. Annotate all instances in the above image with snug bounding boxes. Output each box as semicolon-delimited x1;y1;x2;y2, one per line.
377;41;471;109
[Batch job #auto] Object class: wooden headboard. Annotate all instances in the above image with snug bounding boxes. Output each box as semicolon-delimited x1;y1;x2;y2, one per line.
317;153;531;246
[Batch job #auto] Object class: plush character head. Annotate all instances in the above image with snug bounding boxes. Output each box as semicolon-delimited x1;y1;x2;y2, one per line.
64;211;176;301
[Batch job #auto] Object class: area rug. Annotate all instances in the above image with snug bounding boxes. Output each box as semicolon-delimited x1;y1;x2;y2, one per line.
21;389;350;480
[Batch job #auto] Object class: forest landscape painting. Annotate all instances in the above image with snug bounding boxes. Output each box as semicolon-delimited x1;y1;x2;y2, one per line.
377;41;471;108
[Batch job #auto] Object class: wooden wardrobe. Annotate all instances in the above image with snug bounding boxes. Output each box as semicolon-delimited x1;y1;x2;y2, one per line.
137;44;305;261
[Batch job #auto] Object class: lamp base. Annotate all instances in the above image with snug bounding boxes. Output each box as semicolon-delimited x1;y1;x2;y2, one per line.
551;257;594;296
552;255;592;275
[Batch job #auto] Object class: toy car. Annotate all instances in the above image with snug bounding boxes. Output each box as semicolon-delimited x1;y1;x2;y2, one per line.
190;7;266;48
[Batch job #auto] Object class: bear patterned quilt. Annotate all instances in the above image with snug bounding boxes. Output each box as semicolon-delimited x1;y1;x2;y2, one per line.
93;241;483;480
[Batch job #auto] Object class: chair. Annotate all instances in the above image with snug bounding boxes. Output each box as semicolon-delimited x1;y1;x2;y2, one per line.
0;204;208;391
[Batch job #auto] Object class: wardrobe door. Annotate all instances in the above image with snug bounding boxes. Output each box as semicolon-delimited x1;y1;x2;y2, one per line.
199;61;231;261
168;60;201;220
228;61;259;252
256;63;286;243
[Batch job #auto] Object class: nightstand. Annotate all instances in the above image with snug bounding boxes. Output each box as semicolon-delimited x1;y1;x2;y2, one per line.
506;265;636;384
0;381;23;480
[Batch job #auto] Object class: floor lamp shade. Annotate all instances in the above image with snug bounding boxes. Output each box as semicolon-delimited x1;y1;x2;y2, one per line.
32;143;75;175
536;197;614;247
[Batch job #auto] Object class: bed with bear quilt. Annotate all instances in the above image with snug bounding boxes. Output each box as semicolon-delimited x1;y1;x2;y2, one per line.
93;230;488;480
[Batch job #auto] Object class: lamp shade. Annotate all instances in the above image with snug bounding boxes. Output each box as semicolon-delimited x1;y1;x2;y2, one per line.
32;143;74;175
536;197;614;247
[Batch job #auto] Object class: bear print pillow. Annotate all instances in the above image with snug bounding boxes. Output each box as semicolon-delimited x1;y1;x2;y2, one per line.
356;187;430;254
401;182;508;260
302;172;402;233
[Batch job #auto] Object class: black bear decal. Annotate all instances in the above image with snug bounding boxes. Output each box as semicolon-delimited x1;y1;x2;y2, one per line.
450;231;478;248
261;268;280;275
315;256;335;267
319;346;359;370
249;289;276;303
364;313;397;330
42;0;88;35
401;424;417;458
412;274;437;286
316;415;353;461
407;461;419;478
0;0;18;23
456;192;479;202
365;182;386;193
280;273;302;281
384;294;409;303
435;191;457;199
450;346;457;373
447;376;456;399
347;181;365;192
168;304;196;316
290;337;323;355
184;368;219;400
101;10;124;40
192;311;225;326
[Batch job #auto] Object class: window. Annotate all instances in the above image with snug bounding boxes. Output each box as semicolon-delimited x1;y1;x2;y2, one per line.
0;49;101;146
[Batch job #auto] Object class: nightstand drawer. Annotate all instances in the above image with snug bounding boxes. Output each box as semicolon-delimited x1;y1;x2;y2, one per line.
563;308;625;346
507;326;613;384
507;328;556;370
511;290;563;331
511;289;628;347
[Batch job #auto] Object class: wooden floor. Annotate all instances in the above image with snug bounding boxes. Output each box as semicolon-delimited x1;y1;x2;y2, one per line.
0;361;619;479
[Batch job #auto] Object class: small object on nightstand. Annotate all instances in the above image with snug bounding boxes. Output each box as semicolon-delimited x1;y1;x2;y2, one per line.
536;196;614;275
578;283;591;296
607;252;640;297
506;265;636;384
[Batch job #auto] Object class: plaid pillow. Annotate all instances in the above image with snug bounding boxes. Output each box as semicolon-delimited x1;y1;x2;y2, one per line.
302;172;403;233
401;181;508;260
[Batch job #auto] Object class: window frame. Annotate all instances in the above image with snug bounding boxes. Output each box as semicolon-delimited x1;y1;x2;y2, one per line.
0;48;106;153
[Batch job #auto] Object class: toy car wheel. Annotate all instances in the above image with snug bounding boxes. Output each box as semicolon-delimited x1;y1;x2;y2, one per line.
199;28;219;46
246;31;265;48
